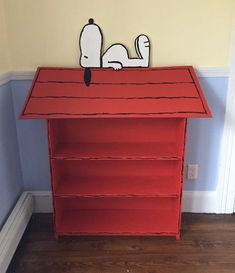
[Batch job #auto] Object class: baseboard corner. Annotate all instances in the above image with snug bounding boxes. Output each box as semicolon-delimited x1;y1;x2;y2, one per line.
182;190;218;213
0;192;33;273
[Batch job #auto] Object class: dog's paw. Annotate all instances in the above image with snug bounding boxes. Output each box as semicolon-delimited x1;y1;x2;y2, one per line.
135;35;150;59
110;62;122;70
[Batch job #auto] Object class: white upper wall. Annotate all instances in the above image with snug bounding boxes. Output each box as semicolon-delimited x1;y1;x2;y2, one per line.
1;0;235;72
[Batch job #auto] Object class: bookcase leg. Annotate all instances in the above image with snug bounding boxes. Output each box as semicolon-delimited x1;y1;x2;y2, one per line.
176;234;180;240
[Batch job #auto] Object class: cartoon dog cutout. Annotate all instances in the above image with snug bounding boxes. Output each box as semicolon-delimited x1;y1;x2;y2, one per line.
79;18;150;71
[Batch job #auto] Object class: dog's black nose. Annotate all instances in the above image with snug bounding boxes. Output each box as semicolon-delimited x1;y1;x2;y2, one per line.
88;18;94;24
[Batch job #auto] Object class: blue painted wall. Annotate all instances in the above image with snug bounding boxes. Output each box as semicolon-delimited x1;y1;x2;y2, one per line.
11;77;228;192
184;77;228;190
0;82;23;229
11;81;50;190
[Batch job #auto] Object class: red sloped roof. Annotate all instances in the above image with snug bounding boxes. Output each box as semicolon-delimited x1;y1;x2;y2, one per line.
20;66;211;119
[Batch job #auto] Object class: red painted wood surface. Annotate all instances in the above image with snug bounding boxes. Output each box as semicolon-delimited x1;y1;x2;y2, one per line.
21;66;211;119
20;66;211;239
55;197;179;236
54;176;181;198
52;159;182;197
48;118;185;143
48;118;185;159
47;118;186;238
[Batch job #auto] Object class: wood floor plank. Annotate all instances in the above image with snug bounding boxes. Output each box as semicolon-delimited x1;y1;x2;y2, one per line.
7;213;235;273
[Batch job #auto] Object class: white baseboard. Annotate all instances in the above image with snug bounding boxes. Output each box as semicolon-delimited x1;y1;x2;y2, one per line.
182;191;218;213
29;191;53;213
0;192;33;273
29;190;218;214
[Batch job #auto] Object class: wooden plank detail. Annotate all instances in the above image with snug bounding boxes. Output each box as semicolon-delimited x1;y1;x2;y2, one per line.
37;67;193;84
24;97;204;116
188;66;212;116
32;82;199;98
53;176;181;198
21;66;212;119
51;142;182;160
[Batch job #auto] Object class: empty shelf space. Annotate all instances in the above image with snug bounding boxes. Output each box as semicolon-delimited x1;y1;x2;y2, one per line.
51;142;182;160
56;209;179;236
51;158;182;178
54;176;181;197
48;118;186;159
55;197;180;236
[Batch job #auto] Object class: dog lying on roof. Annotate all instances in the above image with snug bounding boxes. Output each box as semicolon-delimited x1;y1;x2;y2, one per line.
79;18;150;71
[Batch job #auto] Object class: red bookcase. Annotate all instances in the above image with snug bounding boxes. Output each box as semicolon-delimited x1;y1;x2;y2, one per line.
21;66;211;239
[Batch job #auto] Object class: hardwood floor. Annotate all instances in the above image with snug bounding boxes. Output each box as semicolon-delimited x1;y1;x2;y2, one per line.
7;213;235;273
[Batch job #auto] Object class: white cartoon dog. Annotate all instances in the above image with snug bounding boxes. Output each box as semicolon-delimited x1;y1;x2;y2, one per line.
79;18;150;71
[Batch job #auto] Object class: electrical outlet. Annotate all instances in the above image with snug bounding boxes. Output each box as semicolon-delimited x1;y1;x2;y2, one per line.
187;164;198;180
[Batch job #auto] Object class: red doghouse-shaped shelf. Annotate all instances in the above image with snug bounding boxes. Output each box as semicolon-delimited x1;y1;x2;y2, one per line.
21;66;211;239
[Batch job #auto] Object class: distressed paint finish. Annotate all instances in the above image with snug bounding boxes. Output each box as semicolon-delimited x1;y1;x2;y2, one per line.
10;77;227;192
21;67;210;238
21;67;211;119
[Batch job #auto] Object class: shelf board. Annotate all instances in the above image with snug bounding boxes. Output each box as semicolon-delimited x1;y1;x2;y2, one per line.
56;209;179;235
51;142;182;160
54;176;181;198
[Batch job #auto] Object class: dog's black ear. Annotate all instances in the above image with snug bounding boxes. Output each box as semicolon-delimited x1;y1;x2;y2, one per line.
84;68;91;87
